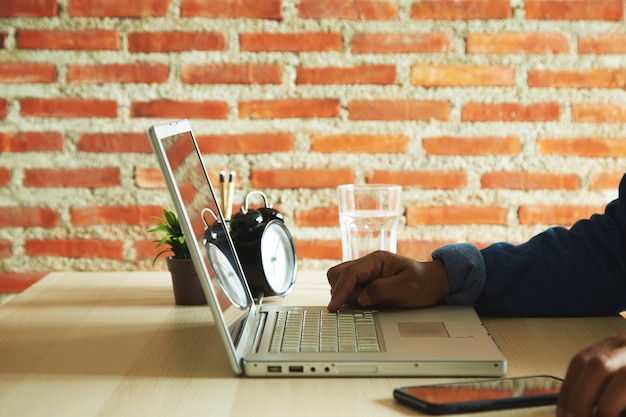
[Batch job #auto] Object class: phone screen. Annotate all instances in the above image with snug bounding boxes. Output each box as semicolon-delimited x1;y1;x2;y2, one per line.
393;375;563;415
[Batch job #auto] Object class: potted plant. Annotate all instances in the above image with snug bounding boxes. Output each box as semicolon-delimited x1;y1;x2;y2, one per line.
150;208;206;305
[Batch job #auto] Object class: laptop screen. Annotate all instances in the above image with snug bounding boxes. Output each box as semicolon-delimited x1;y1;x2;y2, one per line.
155;123;253;347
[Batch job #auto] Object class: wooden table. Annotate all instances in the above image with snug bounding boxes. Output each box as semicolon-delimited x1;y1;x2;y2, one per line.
1;271;625;417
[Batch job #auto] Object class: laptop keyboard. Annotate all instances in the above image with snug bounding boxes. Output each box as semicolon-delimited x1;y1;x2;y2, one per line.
269;309;380;353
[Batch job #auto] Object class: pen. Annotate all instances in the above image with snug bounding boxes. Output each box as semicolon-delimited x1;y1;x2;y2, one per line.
226;171;235;221
219;171;226;216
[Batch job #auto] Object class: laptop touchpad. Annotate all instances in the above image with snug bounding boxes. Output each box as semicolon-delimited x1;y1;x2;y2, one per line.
398;322;448;338
398;321;474;338
443;321;474;338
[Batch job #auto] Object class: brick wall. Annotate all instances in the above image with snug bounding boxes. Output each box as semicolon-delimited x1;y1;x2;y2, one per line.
1;0;625;293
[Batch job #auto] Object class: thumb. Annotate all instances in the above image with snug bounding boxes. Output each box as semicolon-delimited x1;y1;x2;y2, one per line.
356;289;372;307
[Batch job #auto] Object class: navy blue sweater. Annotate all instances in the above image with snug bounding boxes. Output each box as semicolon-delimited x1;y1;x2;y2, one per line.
433;173;626;317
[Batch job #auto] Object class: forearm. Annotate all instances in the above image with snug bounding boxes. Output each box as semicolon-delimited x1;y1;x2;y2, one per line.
433;173;626;316
476;211;626;316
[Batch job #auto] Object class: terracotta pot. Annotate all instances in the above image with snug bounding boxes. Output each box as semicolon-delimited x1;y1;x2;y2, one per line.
166;257;207;306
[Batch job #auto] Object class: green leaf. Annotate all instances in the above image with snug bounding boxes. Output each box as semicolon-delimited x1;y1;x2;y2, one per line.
148;207;190;265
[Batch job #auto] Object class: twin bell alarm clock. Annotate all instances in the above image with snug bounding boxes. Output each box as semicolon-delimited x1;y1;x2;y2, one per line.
203;191;297;299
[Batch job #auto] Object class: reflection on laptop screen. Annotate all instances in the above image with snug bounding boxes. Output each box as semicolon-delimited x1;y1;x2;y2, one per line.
159;129;252;345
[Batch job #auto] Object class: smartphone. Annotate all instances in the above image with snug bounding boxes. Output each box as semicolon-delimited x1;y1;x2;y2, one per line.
393;375;563;415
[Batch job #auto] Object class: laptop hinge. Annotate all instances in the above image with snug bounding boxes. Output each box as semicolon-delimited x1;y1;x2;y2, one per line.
255;292;265;306
252;311;268;353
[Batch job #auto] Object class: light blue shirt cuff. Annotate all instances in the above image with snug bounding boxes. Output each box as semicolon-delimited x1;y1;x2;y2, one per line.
432;243;486;306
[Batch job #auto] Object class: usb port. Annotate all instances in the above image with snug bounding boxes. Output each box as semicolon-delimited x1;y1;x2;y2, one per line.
267;366;282;373
288;366;304;373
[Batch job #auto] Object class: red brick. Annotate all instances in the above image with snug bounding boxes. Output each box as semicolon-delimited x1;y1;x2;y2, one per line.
0;63;57;83
519;205;605;226
423;136;522;156
0;240;10;259
135;239;161;261
135;168;165;189
0;272;48;292
131;100;229;119
181;0;281;19
251;168;353;189
0;207;59;227
525;0;623;21
196;133;294;154
0;0;57;17
17;30;119;50
367;170;467;189
529;69;626;89
24;167;121;188
0;99;7;118
294;239;342;260
298;0;397;20
182;63;281;84
481;171;580;190
0;240;11;258
71;205;162;226
297;65;396;85
67;63;169;84
348;100;449;121
0;132;64;152
128;32;225;53
295;206;339;227
239;99;340;119
240;33;342;52
20;98;117;118
579;34;626;54
351;32;453;54
462;102;561;122
411;0;511;20
467;33;569;54
69;0;169;17
411;65;515;87
25;239;124;259
77;133;152;153
572;103;626;123
406;205;508;225
0;168;10;186
537;137;626;158
311;134;409;153
590;171;624;191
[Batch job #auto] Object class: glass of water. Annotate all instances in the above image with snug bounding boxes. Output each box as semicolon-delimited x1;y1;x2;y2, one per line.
337;184;402;262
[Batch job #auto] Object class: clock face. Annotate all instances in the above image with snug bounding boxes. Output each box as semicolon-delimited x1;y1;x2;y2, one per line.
206;242;249;309
260;220;297;295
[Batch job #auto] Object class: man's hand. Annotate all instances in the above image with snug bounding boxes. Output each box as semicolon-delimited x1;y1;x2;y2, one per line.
326;251;450;312
557;331;626;417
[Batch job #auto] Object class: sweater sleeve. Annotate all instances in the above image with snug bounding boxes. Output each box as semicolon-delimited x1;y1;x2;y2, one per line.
432;243;486;306
432;173;626;317
475;173;626;317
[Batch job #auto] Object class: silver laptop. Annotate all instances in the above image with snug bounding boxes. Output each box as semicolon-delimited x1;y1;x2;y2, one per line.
148;119;507;377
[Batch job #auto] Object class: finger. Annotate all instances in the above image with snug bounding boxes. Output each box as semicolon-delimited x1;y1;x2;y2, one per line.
327;252;392;312
557;333;626;415
559;334;626;417
565;353;612;417
557;352;587;414
327;267;360;312
327;259;356;288
596;358;626;417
